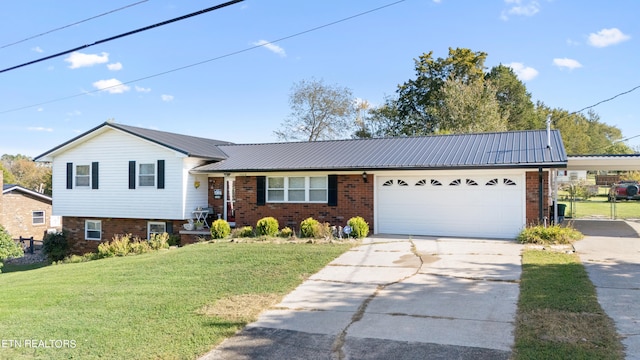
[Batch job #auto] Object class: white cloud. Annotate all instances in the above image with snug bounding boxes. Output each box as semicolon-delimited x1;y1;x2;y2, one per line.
65;51;109;69
66;110;82;116
32;46;43;53
253;40;286;57
553;58;582;70
37;108;44;112
107;62;123;71
135;85;151;93
161;94;174;102
588;28;630;48
566;38;580;46
27;126;53;132
92;78;130;94
505;62;539;81
501;0;540;20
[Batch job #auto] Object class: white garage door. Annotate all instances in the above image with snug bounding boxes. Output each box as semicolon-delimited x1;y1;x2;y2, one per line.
376;174;524;239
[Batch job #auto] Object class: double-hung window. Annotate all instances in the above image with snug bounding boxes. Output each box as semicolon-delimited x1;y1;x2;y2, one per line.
267;176;327;202
139;163;155;186
32;211;45;225
76;165;90;187
85;220;102;241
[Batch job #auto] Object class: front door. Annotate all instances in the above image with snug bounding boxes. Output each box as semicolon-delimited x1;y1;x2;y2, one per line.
226;179;235;226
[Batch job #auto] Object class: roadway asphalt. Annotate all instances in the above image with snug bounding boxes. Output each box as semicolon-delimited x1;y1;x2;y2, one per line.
200;235;523;359
573;219;640;360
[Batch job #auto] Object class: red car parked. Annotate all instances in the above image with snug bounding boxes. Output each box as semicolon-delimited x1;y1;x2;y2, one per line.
609;180;640;201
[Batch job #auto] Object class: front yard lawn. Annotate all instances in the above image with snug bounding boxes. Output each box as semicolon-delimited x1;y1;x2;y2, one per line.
514;250;624;359
560;197;640;219
0;241;352;359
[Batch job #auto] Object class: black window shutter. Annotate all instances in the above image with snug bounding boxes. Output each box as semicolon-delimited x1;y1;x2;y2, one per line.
157;160;165;189
91;162;99;189
256;176;266;206
165;221;173;234
128;161;136;189
328;175;338;206
66;162;73;189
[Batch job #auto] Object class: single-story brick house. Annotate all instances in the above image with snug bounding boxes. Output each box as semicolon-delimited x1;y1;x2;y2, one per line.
35;121;567;253
0;171;61;240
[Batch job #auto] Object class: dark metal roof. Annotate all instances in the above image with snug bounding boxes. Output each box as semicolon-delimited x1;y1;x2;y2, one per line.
193;130;568;172
35;122;232;161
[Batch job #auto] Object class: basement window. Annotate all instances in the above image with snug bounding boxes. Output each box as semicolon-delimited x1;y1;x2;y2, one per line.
85;220;102;241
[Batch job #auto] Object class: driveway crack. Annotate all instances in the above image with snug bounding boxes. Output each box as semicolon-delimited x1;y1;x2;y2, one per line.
331;240;423;360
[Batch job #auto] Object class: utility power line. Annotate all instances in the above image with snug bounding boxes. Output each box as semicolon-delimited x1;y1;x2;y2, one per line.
0;0;149;50
0;0;407;114
0;0;244;74
570;84;640;115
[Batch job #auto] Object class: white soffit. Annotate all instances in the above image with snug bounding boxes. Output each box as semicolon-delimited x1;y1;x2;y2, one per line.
567;155;640;171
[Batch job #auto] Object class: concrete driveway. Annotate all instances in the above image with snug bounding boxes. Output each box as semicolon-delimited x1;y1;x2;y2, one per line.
573;220;640;360
201;236;523;359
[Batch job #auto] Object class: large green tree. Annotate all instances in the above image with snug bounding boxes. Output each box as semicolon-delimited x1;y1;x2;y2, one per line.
389;48;489;136
1;154;52;195
486;64;539;130
274;79;356;141
535;104;633;155
429;76;507;133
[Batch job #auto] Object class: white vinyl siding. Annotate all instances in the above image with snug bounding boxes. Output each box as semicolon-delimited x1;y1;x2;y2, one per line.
267;176;327;203
51;128;200;219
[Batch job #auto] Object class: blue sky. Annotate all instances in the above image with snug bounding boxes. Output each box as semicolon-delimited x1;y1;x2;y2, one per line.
1;0;639;157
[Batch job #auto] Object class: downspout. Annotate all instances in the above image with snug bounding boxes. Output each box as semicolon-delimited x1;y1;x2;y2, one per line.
539;167;544;222
547;114;557;225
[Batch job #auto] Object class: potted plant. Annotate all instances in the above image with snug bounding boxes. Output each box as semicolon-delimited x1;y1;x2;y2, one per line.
195;220;204;230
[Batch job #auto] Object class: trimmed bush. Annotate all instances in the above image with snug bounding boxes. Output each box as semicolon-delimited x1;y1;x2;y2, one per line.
517;224;584;245
347;216;370;238
210;219;231;239
300;217;320;238
0;226;24;272
42;231;68;262
279;227;294;238
232;226;254;238
98;234;132;257
256;217;279;236
149;232;170;250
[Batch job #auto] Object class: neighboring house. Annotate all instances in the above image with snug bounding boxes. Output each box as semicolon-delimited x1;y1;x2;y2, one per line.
0;171;61;240
556;170;588;184
35;121;567;253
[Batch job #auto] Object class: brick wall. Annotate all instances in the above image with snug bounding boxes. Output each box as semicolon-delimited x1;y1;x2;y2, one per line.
63;217;181;254
0;190;54;241
525;170;549;225
207;177;225;220
234;174;374;232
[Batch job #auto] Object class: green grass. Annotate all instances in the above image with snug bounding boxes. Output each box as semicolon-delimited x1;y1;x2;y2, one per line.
1;261;50;273
514;250;624;359
0;242;352;359
559;197;640;219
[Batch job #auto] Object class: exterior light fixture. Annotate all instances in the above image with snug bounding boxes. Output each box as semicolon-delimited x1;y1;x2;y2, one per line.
362;172;368;183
